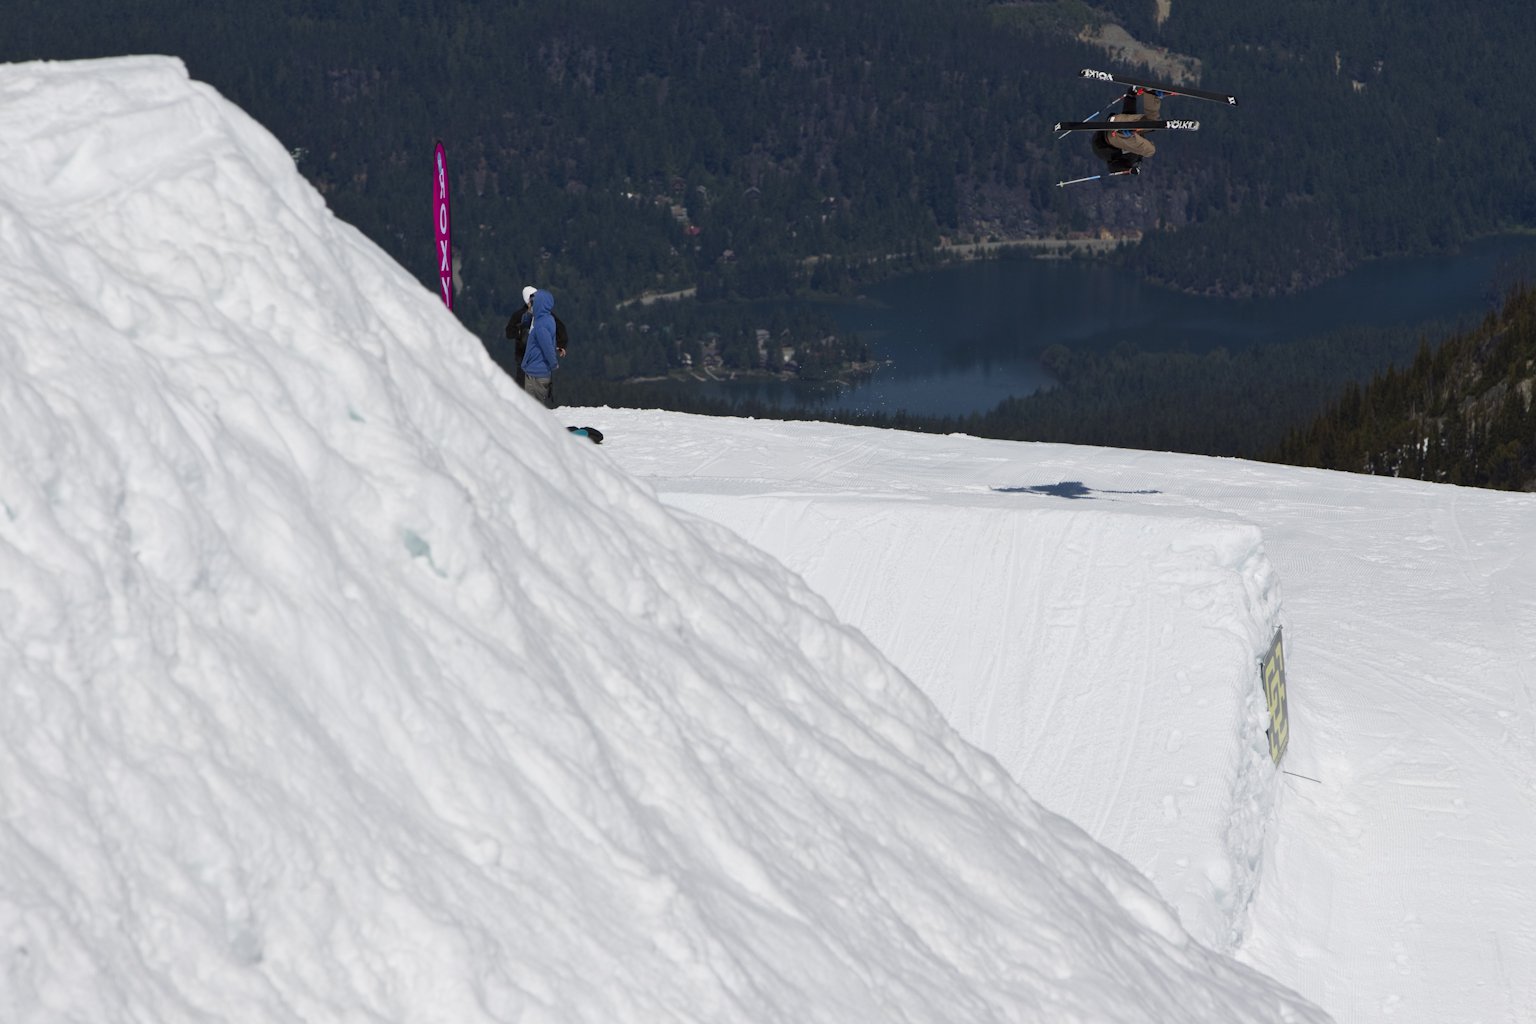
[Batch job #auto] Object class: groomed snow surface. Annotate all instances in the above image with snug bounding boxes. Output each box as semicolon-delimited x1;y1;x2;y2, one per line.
595;411;1536;1023
1;56;1531;1023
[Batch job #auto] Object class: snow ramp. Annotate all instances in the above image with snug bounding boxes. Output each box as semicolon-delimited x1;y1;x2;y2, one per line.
598;410;1288;954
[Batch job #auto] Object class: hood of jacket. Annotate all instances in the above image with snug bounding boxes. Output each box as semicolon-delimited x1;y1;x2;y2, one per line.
530;289;555;317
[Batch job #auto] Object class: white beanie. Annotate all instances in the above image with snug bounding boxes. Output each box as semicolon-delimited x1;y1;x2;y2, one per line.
522;285;536;306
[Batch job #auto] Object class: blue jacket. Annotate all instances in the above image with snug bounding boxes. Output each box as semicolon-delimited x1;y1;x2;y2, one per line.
521;289;559;378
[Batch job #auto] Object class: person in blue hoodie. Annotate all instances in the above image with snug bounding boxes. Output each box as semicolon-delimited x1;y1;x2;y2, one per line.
504;284;568;389
520;287;560;408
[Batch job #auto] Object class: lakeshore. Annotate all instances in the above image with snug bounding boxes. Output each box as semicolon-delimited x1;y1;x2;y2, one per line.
616;232;1137;310
637;233;1536;419
936;233;1136;261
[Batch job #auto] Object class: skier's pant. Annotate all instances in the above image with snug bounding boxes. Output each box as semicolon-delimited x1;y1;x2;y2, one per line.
523;374;555;409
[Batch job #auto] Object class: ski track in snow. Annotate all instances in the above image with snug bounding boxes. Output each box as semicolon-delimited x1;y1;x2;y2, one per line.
1215;485;1536;1023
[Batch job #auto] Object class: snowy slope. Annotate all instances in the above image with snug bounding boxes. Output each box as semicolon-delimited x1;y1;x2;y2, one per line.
590;408;1536;1024
609;428;1286;954
0;58;1332;1023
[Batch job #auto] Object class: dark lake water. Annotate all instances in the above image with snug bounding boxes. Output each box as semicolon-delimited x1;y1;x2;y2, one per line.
697;234;1536;418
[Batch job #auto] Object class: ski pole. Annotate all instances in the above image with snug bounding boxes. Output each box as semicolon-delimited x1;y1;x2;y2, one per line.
1055;168;1136;187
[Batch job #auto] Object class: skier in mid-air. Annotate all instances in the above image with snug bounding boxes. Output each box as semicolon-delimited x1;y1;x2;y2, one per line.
1090;87;1166;176
1053;68;1237;188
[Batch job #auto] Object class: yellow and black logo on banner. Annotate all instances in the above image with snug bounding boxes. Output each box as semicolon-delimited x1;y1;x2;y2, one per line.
1260;627;1289;764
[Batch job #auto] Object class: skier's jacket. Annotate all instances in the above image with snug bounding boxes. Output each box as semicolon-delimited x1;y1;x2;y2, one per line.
521;289;559;378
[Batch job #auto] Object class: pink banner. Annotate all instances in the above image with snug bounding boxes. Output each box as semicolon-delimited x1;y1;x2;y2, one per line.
433;141;452;309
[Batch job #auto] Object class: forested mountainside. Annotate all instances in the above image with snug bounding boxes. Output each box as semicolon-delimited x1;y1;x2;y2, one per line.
1269;286;1536;492
6;1;1533;314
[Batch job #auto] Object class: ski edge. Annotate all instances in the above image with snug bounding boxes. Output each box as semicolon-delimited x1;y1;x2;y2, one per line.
1078;68;1238;106
1053;119;1199;132
1055;96;1123;140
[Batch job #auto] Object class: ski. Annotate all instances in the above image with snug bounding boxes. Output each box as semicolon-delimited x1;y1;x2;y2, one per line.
1053;119;1199;132
1055;96;1124;140
1056;169;1138;188
1078;68;1238;106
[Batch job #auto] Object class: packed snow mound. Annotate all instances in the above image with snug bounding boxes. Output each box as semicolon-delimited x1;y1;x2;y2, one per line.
642;452;1284;953
0;57;1329;1022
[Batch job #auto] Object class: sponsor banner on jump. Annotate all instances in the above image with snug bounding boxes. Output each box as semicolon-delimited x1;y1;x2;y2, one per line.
1260;626;1290;764
433;140;452;309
